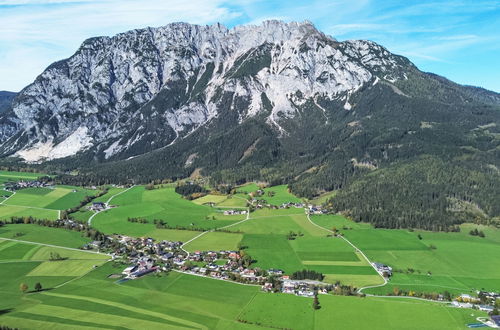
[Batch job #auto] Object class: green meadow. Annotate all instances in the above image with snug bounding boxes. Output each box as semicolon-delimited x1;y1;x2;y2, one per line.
91;186;245;239
0;224;95;248
0;259;483;330
0;185;98;221
0;170;45;184
231;213;382;287
4;186;97;210
237;183;302;205
311;214;500;294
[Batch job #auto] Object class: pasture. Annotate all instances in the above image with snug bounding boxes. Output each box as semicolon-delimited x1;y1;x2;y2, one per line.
0;170;45;184
239;293;483;330
311;215;500;294
91;186;244;238
4;186;96;210
183;231;244;252
0;224;94;248
232;214;382;287
0;259;483;330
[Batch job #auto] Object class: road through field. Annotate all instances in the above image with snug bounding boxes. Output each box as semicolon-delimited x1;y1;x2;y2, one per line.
87;185;135;226
304;211;388;293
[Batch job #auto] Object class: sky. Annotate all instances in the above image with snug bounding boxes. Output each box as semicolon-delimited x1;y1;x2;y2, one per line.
0;0;499;92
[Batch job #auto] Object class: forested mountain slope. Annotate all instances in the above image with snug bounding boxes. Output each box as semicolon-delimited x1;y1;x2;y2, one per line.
0;21;499;229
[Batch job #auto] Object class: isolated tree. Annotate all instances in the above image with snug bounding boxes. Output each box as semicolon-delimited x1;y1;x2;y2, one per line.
35;282;42;292
20;283;28;293
312;293;321;310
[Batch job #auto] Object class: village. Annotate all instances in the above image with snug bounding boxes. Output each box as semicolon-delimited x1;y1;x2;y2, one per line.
4;179;51;191
87;233;333;298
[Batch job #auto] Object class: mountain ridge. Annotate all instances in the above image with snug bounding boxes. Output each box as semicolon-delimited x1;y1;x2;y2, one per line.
0;21;499;229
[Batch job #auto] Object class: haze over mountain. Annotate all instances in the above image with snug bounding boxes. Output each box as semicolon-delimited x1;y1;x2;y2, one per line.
0;21;499;229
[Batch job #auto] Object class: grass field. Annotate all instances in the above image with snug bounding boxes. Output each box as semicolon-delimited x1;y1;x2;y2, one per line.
0;170;46;184
0;224;93;248
311;215;500;295
230;213;382;287
0;204;59;220
92;186;244;238
239;293;482;330
4;186;96;210
184;231;244;252
0;260;484;330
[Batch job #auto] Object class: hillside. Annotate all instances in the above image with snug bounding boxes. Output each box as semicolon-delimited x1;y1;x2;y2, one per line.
0;21;499;229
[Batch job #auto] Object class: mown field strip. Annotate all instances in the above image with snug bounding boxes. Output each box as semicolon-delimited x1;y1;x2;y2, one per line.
41;292;208;329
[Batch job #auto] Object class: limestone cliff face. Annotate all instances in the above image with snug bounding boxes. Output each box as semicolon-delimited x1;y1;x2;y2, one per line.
0;20;412;162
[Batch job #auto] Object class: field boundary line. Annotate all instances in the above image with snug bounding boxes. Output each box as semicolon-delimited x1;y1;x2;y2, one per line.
181;207;251;256
88;185;136;226
0;237;111;256
0;190;16;204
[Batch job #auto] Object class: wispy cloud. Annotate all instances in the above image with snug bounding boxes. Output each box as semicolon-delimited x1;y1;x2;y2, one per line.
0;0;499;91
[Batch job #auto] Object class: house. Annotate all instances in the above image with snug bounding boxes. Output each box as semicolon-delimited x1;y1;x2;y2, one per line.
267;268;284;276
90;202;106;211
130;266;158;279
122;265;138;275
91;241;102;248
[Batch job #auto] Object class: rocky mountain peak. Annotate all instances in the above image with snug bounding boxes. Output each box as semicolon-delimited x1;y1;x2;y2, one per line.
0;21;412;162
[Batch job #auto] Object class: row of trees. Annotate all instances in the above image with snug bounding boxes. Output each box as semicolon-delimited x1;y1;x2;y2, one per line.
290;269;324;281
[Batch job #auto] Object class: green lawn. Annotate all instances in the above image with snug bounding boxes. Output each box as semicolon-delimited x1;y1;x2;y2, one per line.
260;185;302;205
192;194;227;205
232;214;381;287
240;293;483;330
0;204;59;220
0;233;487;330
0;170;46;184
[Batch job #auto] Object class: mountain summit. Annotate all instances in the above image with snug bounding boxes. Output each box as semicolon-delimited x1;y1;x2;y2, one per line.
0;20;410;162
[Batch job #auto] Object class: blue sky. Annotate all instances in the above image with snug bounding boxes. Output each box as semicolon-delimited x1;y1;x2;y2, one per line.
0;0;499;92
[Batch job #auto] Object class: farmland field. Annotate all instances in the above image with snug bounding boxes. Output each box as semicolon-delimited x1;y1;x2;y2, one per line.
0;172;496;329
232;213;382;287
311;215;500;295
91;186;245;239
0;170;46;184
4;186;96;210
0;257;484;330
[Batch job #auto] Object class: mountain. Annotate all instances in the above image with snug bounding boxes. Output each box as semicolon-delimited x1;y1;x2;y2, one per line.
1;21;499;229
0;91;16;113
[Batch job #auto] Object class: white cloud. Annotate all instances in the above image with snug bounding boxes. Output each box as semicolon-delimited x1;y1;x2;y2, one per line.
0;0;242;91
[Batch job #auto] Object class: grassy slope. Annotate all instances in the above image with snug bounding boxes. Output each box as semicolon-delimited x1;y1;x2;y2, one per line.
92;186;243;240
0;260;483;330
0;224;92;248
